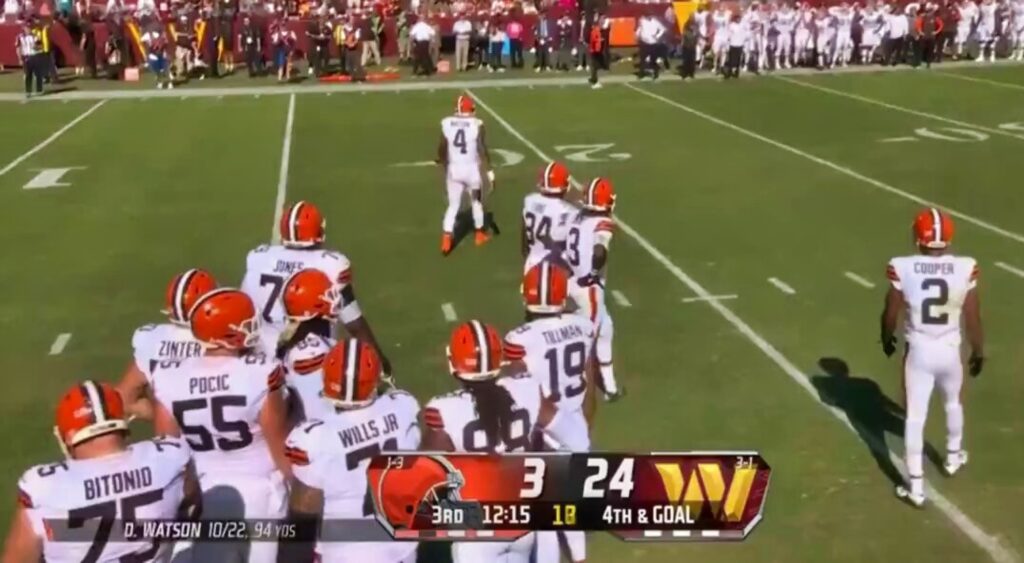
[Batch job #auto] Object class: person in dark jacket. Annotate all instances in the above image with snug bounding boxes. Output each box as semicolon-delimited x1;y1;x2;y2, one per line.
914;6;944;67
680;15;698;78
240;15;262;76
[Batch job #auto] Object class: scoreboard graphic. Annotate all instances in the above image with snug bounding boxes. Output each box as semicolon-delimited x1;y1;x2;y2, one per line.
366;451;771;542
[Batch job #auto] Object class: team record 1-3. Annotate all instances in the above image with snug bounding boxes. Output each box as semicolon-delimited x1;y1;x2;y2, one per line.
366;451;772;542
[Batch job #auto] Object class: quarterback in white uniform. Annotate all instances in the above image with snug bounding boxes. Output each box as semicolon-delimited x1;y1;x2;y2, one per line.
881;208;984;508
150;289;291;563
241;200;390;373
422;320;558;563
438;94;495;255
504;261;594;563
522;161;577;273
279;339;420;563
117;268;216;421
2;381;199;563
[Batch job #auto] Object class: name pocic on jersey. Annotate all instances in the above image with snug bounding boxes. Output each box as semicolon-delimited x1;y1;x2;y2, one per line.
120;520;298;542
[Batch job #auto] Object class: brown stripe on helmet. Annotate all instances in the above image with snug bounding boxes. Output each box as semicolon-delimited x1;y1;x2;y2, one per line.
469;320;490;373
173;269;198;322
78;383;98;425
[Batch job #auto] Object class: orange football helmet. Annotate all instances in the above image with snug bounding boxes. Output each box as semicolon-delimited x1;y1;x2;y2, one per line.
283;269;341;322
279;201;326;249
54;380;128;455
583;177;616;213
371;455;482;530
163;269;218;326
321;339;380;408
189;289;260;349
456;94;475;116
538;162;570;196
523;261;569;314
913;207;954;250
447;320;502;381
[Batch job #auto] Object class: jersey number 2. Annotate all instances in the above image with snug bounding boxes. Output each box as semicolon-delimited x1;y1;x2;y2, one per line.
921;278;950;325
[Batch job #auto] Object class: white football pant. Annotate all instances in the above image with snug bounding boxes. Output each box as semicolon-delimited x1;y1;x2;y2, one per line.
903;343;965;483
834;31;853;65
535;530;587;563
568;283;618;396
443;164;484;234
776;31;792;67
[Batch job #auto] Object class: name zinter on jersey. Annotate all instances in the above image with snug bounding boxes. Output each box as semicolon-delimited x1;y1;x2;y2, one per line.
913;262;955;275
160;340;202;358
339;413;401;448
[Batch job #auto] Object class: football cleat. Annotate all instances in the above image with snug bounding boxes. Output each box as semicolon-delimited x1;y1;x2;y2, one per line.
582;177;616;213
522;261;569;314
54;380;129;454
283;268;342;322
913;207;954;250
455;94;475;116
538;162;570;196
441;233;454;256
895;477;926;508
321;339;381;408
944;450;969;476
474;230;490;247
279;201;326;249
163;269;218;326
603;387;626;403
189;289;260;350
447;320;503;382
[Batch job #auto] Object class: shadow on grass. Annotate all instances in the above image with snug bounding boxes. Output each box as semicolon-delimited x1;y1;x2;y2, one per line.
449;208;501;255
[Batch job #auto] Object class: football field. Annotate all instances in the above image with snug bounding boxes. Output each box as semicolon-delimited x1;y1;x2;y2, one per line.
2;64;1024;562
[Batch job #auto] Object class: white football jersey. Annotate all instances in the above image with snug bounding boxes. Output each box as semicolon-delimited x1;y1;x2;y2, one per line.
887;255;979;346
815;15;835;36
18;436;191;563
441;116;483;168
282;332;335;422
424;374;542;453
564;214;614;282
775;9;796;31
1013;0;1024;27
131;322;203;384
150;352;284;479
522;193;577;271
712;10;730;31
694;10;709;34
980;1;997;25
504;314;595;413
241;245;354;329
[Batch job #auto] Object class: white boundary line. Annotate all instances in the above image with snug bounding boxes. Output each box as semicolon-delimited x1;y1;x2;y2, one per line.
775;75;1024;142
0;100;107;177
994;261;1024;279
49;333;72;355
610;290;632;307
625;83;1024;247
441;302;458;322
936;71;1024;92
844;271;877;288
270;94;297;243
470;87;1018;563
767;277;797;295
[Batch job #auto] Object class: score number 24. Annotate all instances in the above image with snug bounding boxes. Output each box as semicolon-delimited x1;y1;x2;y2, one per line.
519;457;636;500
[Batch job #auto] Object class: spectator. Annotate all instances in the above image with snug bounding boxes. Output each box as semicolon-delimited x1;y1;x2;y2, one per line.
474;12;489;68
533;6;551;71
341;14;361;76
17;21;44;97
886;5;909;65
361;9;382;66
306;14;330;75
488;15;505;71
587;10;602;88
554;10;572;70
636;13;665;79
680;14;698;79
914;5;943;67
453;11;472;70
396;8;410;63
141;23;171;88
724;12;745;78
271;19;296;80
429;18;440;64
409;14;434;75
598;8;610;69
507;14;523;68
239;14;263;76
4;0;20;20
79;4;97;77
218;1;235;74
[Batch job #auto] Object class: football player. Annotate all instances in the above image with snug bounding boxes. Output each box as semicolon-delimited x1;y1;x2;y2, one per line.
522;162;577;273
504;261;594;563
565;178;621;401
976;0;998;61
278;340;420;563
437;94;495;255
881;208;984;508
276;268;341;424
422;320;558;563
150;289;291;563
2;381;200;563
117;268;217;421
241;200;391;374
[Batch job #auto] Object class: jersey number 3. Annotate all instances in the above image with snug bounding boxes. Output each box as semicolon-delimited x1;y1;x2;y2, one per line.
921;278;950;325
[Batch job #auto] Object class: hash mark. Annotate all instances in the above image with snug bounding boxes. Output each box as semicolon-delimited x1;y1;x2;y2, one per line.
995;261;1024;279
49;333;72;356
610;290;632;307
767;277;796;295
441;303;457;322
843;271;876;288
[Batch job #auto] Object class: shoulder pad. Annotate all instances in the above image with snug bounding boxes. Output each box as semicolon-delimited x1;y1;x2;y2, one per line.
19;461;71;508
147;435;193;466
285;420;326;466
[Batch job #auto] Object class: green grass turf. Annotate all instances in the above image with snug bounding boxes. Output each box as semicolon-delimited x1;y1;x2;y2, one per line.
1;65;1024;562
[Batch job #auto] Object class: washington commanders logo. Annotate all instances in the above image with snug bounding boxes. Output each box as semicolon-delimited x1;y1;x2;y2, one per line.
648;454;771;526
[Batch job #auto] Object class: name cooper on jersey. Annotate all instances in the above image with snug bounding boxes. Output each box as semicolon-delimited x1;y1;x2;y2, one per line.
337;412;401;448
912;262;956;275
83;467;153;501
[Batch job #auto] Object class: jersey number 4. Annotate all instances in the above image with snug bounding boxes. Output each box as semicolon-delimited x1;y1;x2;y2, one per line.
453;129;469;155
172;395;254;452
921;278;950;325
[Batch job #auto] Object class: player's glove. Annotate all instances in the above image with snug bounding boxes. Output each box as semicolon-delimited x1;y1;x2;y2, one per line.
968;353;984;378
881;335;897;358
577;271;603;288
486;169;495;183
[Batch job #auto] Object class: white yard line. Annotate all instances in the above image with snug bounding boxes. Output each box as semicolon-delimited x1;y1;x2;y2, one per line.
270;94;297;243
471;87;1018;563
844;271;876;289
441;302;458;322
681;294;738;303
48;333;72;355
767;277;797;295
610;290;632;307
625;83;1024;247
936;71;1024;92
994;261;1024;279
775;75;1024;142
0;100;107;177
